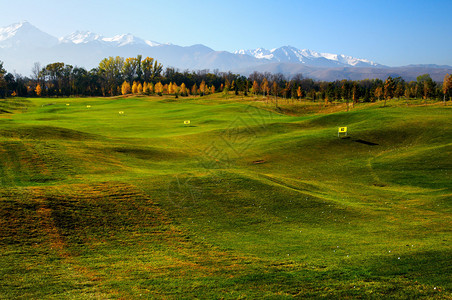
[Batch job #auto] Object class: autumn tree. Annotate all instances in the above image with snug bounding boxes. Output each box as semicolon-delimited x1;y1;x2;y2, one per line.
35;83;42;96
261;78;269;99
211;85;215;94
394;82;404;99
137;82;143;94
180;83;187;96
296;86;303;100
383;76;394;106
404;85;411;99
132;81;138;94
121;81;131;95
199;80;206;96
146;82;154;94
172;83;179;97
271;81;279;106
374;86;383;101
252;80;259;97
155;82;163;95
191;83;198;96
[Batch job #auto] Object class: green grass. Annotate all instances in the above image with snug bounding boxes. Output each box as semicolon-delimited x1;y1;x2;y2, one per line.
0;95;451;298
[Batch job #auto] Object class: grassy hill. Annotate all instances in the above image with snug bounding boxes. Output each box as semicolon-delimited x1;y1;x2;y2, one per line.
0;95;451;298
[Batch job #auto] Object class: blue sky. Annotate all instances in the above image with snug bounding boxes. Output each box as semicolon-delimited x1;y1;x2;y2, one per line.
2;0;451;66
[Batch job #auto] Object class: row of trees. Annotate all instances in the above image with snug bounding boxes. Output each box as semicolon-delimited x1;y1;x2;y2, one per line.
1;58;452;104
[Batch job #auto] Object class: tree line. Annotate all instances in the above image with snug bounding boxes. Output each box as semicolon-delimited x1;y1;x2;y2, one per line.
1;57;452;104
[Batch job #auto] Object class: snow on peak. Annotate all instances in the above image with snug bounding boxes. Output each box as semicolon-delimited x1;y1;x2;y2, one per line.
0;21;32;41
59;31;161;47
234;48;274;60
236;45;380;67
60;31;103;44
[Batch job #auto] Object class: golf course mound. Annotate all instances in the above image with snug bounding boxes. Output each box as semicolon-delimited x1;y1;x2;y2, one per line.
0;95;450;298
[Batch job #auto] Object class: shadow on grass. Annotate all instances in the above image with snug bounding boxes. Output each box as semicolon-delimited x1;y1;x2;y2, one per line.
354;139;379;146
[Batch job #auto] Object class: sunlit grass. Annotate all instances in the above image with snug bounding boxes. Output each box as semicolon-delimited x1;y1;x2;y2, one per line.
0;95;450;298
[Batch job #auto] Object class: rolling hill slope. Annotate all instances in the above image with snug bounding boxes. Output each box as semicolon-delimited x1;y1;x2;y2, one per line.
0;95;451;298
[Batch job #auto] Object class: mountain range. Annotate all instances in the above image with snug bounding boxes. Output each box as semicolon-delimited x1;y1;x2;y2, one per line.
1;21;451;81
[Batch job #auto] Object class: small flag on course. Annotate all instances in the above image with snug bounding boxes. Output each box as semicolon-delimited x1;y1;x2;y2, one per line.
338;127;348;137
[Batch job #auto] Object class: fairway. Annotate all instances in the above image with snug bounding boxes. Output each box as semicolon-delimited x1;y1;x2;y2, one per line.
0;95;451;298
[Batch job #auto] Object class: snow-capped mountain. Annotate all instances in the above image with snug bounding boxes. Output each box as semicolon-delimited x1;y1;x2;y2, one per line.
0;21;58;49
59;31;103;44
1;21;450;81
59;31;161;47
235;46;382;68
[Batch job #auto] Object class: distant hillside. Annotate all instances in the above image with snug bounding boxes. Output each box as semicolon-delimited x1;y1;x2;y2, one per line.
235;63;452;82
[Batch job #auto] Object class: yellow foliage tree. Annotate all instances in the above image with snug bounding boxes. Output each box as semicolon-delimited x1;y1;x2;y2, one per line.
155;82;163;95
163;84;168;94
180;83;187;95
35;84;42;96
172;83;179;95
199;80;206;95
252;80;259;97
121;81;131;95
374;86;383;101
132;81;138;94
211;85;215;94
143;82;148;94
147;82;154;94
168;82;173;94
137;82;143;94
261;78;269;97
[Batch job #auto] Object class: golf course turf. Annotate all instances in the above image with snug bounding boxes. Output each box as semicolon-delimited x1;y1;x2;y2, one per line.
0;95;450;298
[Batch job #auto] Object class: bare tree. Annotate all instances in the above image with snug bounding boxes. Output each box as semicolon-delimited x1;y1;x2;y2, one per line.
31;62;41;81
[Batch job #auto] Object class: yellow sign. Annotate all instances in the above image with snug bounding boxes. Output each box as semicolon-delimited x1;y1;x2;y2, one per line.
86;105;91;108
339;127;347;133
184;120;190;125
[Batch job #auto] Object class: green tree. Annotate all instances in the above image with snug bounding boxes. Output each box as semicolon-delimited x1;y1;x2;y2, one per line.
0;61;6;98
141;57;162;82
442;74;452;104
383;76;394;106
123;57;139;83
416;74;434;100
98;56;124;96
